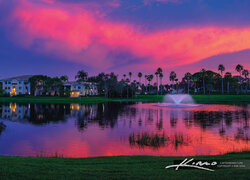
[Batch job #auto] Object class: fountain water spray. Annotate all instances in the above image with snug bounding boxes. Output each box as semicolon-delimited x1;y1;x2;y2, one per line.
156;94;200;108
164;94;194;105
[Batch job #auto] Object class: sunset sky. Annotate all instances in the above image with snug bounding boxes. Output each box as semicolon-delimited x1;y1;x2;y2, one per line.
0;0;250;80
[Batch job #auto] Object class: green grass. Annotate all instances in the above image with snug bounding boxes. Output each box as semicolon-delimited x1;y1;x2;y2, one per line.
0;96;112;104
133;95;250;104
0;152;249;180
0;95;249;104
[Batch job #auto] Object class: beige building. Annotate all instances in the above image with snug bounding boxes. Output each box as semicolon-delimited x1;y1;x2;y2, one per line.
0;75;32;96
63;81;98;97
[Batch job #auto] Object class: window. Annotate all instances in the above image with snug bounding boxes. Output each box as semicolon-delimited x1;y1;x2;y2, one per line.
8;87;10;89
19;81;22;84
19;87;22;90
8;81;11;84
5;87;7;90
5;82;7;84
78;86;81;89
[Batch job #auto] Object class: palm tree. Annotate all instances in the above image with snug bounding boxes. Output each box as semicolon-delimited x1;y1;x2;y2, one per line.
218;64;225;94
242;69;249;78
184;72;192;94
169;71;176;83
148;75;154;85
144;75;148;93
236;64;244;92
155;68;162;95
192;75;198;94
138;72;142;85
147;74;154;93
242;69;249;94
123;74;126;80
129;72;132;82
224;72;232;94
75;70;88;82
169;71;176;91
201;69;207;94
155;72;159;95
125;78;130;98
175;78;179;92
157;68;163;74
159;73;163;95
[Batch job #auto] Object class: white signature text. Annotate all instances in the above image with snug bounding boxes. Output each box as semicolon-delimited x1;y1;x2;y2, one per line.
165;158;217;171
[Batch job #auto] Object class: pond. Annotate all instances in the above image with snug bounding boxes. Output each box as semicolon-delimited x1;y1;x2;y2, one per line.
0;102;249;157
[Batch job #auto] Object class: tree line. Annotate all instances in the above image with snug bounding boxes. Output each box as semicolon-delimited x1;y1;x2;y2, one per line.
0;64;248;97
84;63;248;97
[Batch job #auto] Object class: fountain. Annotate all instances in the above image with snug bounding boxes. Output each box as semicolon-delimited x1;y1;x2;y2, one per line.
156;94;200;108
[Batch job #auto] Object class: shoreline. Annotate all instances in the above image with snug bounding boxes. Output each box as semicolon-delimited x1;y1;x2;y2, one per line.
0;95;249;104
0;151;249;180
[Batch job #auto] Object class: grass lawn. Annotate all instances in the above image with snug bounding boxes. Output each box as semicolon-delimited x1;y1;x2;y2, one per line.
0;96;112;104
0;152;249;180
0;95;249;104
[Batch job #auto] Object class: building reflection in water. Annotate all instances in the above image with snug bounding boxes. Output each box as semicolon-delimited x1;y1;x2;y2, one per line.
1;103;30;122
0;102;249;157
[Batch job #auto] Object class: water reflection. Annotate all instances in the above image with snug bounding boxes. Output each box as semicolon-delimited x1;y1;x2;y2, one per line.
0;122;6;135
129;132;192;150
0;102;249;157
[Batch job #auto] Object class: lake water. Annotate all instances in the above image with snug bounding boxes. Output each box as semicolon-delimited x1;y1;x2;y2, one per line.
0;102;249;157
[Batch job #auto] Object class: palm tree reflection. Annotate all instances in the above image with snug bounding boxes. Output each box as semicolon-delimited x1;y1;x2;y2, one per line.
129;132;191;150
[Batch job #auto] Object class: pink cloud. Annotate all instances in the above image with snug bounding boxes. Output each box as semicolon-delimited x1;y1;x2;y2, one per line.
4;0;250;71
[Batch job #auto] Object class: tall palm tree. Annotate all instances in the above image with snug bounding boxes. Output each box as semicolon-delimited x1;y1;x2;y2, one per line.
138;72;142;85
147;75;154;93
125;78;130;98
224;72;232;94
129;72;132;82
218;64;225;94
184;72;192;94
123;74;126;80
192;75;198;94
159;73;163;95
236;64;244;92
155;72;159;95
242;69;249;94
201;69;207;94
155;68;163;95
144;75;148;93
75;70;88;82
169;71;176;91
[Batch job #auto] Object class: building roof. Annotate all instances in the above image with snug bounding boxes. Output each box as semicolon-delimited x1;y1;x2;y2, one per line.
0;75;33;81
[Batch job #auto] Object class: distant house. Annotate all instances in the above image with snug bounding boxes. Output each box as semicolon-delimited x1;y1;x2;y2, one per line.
63;81;98;97
0;75;32;96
